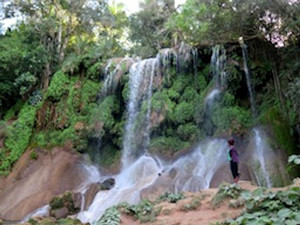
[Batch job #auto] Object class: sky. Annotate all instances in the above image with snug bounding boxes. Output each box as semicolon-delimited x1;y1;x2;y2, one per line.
112;0;187;14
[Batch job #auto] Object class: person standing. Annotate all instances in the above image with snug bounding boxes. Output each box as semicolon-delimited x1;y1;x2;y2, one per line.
227;138;240;183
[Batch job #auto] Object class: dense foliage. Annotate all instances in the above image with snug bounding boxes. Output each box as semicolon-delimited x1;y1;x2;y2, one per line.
0;0;299;177
223;186;300;225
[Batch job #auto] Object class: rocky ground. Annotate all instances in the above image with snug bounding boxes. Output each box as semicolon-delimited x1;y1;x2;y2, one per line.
10;179;298;225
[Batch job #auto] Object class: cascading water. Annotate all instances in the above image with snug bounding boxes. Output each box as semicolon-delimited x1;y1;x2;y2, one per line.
239;38;274;187
202;45;227;136
101;57;135;97
77;45;228;224
239;37;256;116
77;56;162;223
78;155;162;223
252;129;272;187
172;139;227;192
122;56;159;169
211;45;227;88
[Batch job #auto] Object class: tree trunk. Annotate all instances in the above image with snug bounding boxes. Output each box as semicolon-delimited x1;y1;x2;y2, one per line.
41;62;51;91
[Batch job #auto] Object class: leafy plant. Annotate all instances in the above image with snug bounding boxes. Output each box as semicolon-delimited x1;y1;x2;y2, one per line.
181;197;201;211
212;183;242;207
288;155;300;165
222;187;300;225
158;192;185;203
46;71;70;101
118;199;158;223
96;207;121;225
0;103;37;175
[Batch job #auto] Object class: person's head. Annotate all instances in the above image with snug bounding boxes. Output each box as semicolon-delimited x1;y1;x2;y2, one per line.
228;138;235;146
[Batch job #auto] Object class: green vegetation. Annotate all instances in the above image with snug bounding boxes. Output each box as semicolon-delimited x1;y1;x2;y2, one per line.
158;192;185;203
212;183;243;207
0;0;298;184
0;103;37;175
116;199;163;223
181;196;201;211
222;187;300;225
96;207;121;225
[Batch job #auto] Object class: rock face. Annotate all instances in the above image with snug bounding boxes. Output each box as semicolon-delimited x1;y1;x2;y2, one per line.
0;147;89;221
83;178;116;210
84;183;102;210
209;162;252;188
100;178;115;190
49;191;82;219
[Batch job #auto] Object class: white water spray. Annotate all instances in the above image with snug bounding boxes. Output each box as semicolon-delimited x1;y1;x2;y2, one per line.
122;57;158;169
172;139;227;192
239;38;256;115
77;155;162;223
253;128;272;187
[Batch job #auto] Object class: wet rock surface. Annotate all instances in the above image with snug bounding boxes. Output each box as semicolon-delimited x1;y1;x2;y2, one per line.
0;148;89;221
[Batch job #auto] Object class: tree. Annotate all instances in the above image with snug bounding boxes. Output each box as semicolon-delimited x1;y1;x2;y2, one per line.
1;0;112;89
0;23;46;114
129;0;176;57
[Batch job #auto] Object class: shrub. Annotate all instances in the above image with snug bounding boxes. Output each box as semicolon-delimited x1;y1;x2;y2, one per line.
149;136;189;155
177;123;199;141
91;96;119;131
30;150;38;160
211;183;242;207
222;187;300;225
46;71;70;101
0;103;37;174
181;197;201;211
3;100;24;121
158;192;185;203
212;105;251;134
118;199;159;223
174;101;195;123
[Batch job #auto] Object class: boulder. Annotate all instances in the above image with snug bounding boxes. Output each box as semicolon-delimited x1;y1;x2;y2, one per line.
0;148;89;221
51;207;69;219
100;178;115;190
168;168;178;179
84;183;102;210
49;190;82;219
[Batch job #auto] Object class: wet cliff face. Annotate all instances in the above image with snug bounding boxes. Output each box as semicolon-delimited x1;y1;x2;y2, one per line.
0;147;89;221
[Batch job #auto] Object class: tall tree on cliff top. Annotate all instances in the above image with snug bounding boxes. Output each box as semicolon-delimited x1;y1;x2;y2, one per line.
167;0;300;46
129;0;176;57
1;0;111;90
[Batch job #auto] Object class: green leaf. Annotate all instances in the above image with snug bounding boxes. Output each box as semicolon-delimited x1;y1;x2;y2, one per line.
277;208;292;219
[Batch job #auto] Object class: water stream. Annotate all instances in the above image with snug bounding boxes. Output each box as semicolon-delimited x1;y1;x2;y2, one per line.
121;56;159;169
252;128;273;188
240;41;256;116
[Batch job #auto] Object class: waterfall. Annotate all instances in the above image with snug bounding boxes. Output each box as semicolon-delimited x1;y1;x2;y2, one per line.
101;57;135;97
77;155;162;223
77;46;226;224
240;39;256;116
211;45;227;88
122;56;159;169
172;139;227;192
202;45;227;136
252;128;272;187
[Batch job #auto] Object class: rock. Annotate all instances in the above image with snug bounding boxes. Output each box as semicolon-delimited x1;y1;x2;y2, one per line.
100;178;115;190
168;168;178;179
51;207;69;219
84;183;102;210
209;163;252;188
0;147;89;221
141;174;174;201
73;192;82;209
49;190;82;219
